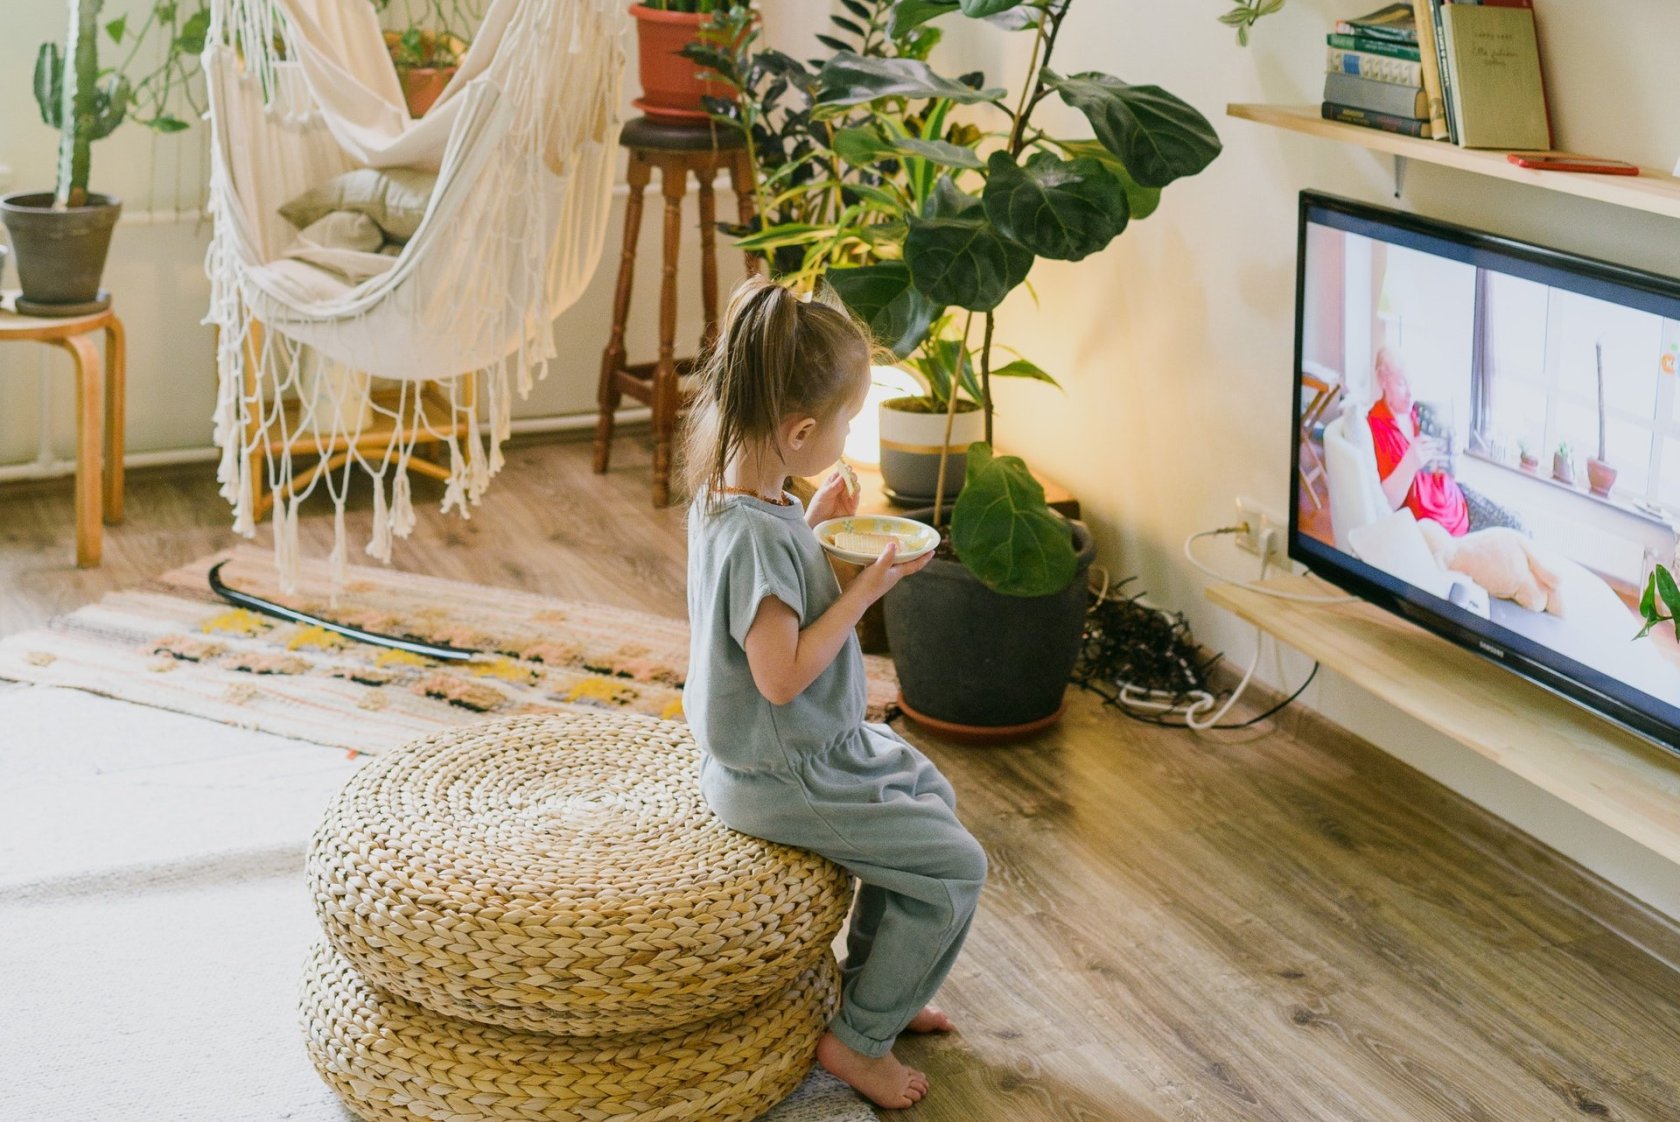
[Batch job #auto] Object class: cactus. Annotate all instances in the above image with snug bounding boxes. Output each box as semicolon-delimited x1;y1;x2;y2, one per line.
34;0;132;209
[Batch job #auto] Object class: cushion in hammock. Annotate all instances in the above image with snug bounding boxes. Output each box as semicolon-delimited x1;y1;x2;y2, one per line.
279;167;439;243
281;211;398;285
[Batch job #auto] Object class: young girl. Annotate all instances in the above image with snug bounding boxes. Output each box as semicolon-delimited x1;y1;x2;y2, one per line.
681;276;988;1110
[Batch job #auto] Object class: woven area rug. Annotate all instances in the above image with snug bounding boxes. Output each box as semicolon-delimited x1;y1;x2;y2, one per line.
0;544;899;752
0;686;875;1122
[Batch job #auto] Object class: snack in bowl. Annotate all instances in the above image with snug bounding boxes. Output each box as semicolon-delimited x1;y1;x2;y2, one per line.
814;515;939;566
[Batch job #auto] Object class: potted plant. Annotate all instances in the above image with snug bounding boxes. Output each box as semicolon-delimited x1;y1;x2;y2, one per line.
384;25;469;118
1586;340;1618;497
3;0;130;315
704;0;1256;734
1553;440;1575;487
3;0;209;315
631;0;751;125
1518;438;1539;473
1639;564;1680;639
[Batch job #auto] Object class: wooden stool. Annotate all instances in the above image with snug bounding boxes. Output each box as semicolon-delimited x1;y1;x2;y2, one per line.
0;290;125;566
593;118;757;507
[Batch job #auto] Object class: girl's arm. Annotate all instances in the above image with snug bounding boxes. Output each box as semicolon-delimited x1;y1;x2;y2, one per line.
743;543;930;705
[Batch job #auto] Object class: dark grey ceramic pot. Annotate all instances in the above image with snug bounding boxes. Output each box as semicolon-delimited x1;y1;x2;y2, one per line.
884;514;1096;734
0;191;122;310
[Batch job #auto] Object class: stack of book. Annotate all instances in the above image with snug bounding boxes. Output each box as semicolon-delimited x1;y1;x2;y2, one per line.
1322;2;1551;150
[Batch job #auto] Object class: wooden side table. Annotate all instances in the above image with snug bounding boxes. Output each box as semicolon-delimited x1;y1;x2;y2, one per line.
0;291;125;566
593;117;758;507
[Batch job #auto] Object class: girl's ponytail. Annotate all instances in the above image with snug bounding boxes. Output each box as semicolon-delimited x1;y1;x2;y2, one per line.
682;275;872;505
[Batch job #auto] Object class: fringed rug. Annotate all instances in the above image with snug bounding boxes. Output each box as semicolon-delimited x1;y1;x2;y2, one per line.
0;545;899;753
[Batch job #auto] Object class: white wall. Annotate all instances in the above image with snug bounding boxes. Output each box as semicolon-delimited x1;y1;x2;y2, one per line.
940;1;1680;917
0;3;833;468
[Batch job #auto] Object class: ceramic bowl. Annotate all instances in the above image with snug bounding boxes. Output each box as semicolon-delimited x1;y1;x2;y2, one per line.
814;515;940;566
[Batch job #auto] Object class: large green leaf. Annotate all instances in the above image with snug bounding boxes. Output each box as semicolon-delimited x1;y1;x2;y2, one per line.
981;150;1128;262
828;262;944;358
1041;70;1221;188
887;0;1050;36
1054;138;1161;220
951;443;1077;596
833;126;983;170
990;357;1060;388
905;215;1032;311
888;0;959;37
814;52;1007;117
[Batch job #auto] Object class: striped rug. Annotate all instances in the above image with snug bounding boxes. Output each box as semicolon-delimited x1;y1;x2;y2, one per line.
0;545;900;753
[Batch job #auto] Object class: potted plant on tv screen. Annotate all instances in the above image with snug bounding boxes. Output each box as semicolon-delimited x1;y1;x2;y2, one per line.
694;0;1273;735
3;0;207;316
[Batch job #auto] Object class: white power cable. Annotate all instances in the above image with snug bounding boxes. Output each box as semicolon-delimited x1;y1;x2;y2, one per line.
1181;528;1274;730
1182;527;1358;604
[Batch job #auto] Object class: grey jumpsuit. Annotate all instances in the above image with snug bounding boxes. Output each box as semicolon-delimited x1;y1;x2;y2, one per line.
684;491;988;1059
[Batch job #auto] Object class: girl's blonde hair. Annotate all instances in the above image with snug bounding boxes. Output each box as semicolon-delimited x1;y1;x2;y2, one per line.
682;275;873;503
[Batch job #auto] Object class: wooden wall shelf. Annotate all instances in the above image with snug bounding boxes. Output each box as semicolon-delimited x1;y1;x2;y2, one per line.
1207;577;1680;865
1227;103;1680;221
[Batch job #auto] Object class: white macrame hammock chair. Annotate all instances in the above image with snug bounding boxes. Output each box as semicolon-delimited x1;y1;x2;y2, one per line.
204;0;625;590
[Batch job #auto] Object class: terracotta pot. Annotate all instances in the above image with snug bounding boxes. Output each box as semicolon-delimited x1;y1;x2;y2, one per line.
877;397;984;505
0;191;122;313
1586;458;1618;497
630;4;735;124
399;66;456;118
1519;454;1539;473
1552;452;1575;486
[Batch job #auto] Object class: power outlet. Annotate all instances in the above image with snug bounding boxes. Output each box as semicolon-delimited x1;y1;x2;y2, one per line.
1234;497;1290;568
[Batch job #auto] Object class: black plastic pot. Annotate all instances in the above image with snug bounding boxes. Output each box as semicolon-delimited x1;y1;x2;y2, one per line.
884;513;1096;737
0;191;122;311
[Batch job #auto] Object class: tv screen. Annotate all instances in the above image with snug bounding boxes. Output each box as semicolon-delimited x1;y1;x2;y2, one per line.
1290;191;1680;749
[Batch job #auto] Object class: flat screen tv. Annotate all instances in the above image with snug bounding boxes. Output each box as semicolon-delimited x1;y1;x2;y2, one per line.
1290;191;1680;750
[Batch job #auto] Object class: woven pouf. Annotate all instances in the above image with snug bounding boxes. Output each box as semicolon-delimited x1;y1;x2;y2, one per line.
308;711;852;1035
301;940;841;1122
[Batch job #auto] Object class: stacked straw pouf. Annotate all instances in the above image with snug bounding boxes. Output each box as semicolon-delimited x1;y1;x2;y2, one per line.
300;711;853;1122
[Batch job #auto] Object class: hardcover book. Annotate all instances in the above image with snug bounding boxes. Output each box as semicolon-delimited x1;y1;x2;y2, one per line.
1328;46;1425;86
1334;3;1420;42
1408;0;1451;142
1326;33;1423;61
1439;3;1549;150
1321;102;1432;138
1324;72;1429;119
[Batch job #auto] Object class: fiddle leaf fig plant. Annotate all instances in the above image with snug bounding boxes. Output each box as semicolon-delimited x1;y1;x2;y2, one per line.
697;0;1280;596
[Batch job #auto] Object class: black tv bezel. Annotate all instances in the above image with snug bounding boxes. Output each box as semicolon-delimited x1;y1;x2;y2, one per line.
1288;190;1680;753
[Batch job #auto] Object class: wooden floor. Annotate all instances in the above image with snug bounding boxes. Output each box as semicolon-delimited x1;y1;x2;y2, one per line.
6;432;1680;1121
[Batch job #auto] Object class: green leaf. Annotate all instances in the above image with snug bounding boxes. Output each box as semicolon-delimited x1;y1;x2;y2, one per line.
989;358;1060;388
951;443;1077;596
1053;137;1161;220
1657;565;1680;625
1041;69;1221;188
981;150;1128;262
905;215;1033;312
828;262;944;359
105;16;127;43
176;8;212;54
732;222;838;251
814;52;1007;117
924;173;983;219
888;0;959;38
145;115;191;133
960;0;1030;15
833;126;982;170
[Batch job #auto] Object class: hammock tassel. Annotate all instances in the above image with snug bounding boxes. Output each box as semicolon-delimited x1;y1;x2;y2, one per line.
366;476;392;561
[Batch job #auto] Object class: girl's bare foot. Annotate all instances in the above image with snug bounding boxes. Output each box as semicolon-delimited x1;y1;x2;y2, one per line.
817;1031;929;1109
904;1005;954;1033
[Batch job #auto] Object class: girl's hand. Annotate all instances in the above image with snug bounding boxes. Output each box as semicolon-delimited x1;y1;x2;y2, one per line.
854;540;933;603
804;470;860;528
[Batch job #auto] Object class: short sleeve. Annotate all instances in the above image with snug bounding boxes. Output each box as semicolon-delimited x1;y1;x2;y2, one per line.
721;518;807;647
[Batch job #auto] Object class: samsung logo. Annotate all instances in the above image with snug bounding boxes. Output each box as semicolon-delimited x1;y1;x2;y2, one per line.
1478;641;1505;659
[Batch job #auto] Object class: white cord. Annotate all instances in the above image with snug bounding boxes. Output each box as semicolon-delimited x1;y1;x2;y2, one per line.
1181;528;1274;729
1182;527;1358;604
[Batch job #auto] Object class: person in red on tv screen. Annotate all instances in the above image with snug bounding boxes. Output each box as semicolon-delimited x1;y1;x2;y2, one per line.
1367;346;1470;537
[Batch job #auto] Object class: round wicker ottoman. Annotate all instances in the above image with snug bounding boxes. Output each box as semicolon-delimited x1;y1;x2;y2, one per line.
301;940;841;1122
307;712;853;1036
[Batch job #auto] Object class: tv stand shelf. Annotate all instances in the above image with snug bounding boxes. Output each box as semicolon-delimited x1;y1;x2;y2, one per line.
1227;104;1680;221
1207;577;1680;864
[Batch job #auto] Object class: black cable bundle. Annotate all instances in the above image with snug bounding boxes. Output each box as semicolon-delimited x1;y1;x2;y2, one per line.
1072;577;1216;706
1072;576;1318;731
